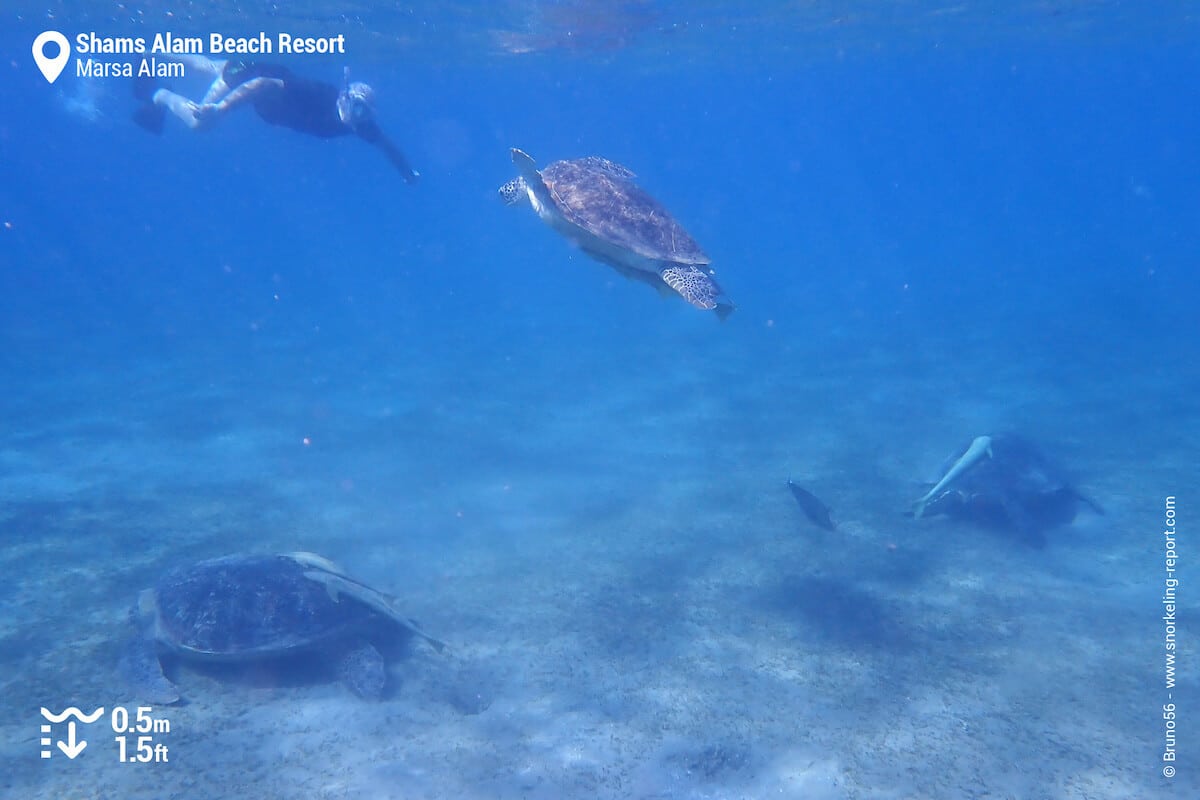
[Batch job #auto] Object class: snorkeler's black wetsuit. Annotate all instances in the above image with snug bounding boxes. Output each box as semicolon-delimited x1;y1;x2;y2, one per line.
133;61;417;180
221;61;383;143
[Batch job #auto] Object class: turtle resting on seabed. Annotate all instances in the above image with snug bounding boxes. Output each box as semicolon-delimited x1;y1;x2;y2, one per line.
910;433;1104;544
499;148;735;319
121;552;445;704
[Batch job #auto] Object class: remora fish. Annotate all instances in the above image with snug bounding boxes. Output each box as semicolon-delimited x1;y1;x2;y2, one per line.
912;434;993;519
787;479;837;531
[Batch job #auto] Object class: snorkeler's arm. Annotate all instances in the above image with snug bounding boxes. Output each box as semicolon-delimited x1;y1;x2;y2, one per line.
376;135;420;183
356;122;419;183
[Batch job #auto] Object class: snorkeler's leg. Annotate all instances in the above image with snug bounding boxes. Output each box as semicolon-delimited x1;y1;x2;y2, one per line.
187;77;282;128
200;60;233;104
208;77;283;113
150;55;232;106
171;54;226;76
152;88;204;129
202;76;232;104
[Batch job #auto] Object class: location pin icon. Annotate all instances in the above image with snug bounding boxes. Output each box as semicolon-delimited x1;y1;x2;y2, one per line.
32;31;71;84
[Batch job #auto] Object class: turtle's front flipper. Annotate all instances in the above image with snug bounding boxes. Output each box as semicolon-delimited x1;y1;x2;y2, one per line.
660;265;734;319
119;636;180;705
337;643;386;700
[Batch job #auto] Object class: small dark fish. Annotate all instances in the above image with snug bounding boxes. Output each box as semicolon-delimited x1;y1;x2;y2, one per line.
787;479;837;531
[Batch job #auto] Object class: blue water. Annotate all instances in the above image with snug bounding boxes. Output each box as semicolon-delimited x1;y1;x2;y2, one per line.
1;4;1197;799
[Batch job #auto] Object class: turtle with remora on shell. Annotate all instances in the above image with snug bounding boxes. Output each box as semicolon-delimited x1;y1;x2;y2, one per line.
910;434;1103;543
122;552;445;703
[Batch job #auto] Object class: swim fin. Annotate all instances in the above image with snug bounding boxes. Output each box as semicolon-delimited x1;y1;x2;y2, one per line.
133;75;158;103
133;102;166;135
132;76;169;134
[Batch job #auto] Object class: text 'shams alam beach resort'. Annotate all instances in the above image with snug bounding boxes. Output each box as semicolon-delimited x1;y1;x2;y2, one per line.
69;31;349;79
1;2;1195;799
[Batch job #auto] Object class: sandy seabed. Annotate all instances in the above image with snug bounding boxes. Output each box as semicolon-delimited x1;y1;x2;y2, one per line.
0;309;1192;800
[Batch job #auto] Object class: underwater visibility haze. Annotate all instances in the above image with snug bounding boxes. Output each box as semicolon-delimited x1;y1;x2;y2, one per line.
1;2;1197;798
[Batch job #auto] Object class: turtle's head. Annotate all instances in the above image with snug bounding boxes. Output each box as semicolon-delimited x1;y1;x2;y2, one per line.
496;176;530;206
498;177;527;207
337;81;376;129
129;588;159;632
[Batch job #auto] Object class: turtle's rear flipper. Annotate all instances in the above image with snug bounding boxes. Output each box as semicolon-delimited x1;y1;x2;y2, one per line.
1076;490;1105;516
119;636;180;705
337;643;387;700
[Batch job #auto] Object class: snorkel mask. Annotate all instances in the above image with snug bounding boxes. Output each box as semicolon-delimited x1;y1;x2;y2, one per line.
337;68;376;128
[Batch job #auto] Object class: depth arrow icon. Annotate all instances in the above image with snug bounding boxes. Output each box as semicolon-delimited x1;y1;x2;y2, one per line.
57;721;87;759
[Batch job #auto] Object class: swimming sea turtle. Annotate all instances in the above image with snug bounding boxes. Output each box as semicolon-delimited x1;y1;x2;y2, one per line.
122;552;445;703
910;433;1103;543
499;148;734;319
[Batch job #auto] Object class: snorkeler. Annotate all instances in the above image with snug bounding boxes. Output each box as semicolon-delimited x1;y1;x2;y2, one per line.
133;56;419;183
